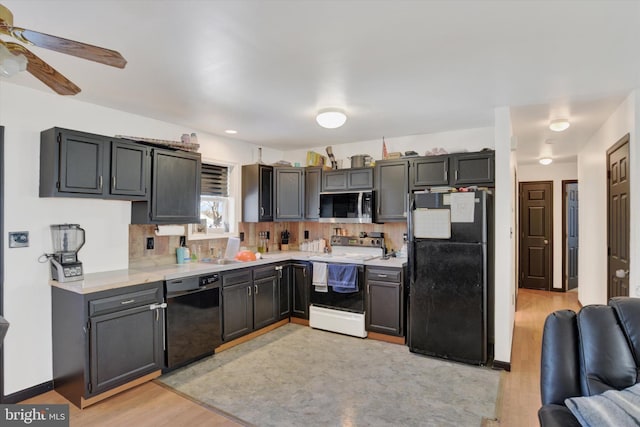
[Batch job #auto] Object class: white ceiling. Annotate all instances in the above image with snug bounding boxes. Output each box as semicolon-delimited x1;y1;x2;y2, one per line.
2;1;639;164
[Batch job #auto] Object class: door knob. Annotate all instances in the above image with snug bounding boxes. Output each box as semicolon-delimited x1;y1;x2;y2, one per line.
615;269;629;278
544;240;549;244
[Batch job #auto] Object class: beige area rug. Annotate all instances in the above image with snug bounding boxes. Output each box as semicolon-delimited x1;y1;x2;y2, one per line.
159;323;499;427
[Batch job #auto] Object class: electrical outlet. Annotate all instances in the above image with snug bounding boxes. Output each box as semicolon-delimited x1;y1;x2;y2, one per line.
146;237;154;250
8;231;29;248
304;230;309;239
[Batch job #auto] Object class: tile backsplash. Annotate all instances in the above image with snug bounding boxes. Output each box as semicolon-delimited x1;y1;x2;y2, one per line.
129;221;407;267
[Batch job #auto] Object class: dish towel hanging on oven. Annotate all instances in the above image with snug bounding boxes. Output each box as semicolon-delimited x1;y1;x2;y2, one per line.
328;264;358;293
312;262;328;293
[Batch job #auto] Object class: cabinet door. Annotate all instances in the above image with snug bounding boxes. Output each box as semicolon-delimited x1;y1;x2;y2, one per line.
375;160;408;222
305;168;321;220
58;131;104;194
278;265;291;319
275;168;304;220
151;149;201;223
291;263;310;319
253;275;278;329
259;165;274;221
451;152;494;185
366;280;402;336
322;170;348;191
89;304;163;396
411;156;449;189
110;140;148;198
222;282;253;341
348;168;374;189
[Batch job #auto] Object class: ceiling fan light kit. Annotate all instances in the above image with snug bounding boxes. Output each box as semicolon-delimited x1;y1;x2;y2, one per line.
0;42;26;77
549;119;570;132
316;109;347;129
0;3;126;95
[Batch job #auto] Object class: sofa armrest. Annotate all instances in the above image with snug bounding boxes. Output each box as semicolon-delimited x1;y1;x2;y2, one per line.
538;404;581;427
540;310;581;405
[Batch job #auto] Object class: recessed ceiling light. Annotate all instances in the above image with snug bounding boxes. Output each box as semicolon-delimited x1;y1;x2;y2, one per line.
316;109;347;129
225;129;237;134
539;157;553;165
549;119;570;132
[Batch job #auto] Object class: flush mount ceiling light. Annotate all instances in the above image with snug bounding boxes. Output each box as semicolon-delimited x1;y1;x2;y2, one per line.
224;129;237;134
316;109;347;129
549;119;570;132
539;157;553;165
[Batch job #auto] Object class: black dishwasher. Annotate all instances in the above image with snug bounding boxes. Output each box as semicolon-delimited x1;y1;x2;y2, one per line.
165;273;222;370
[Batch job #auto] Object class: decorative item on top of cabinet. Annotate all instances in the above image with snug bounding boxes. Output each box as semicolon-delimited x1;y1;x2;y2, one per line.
131;147;201;224
275;167;305;221
242;164;274;222
40;127;149;201
374;159;409;223
51;281;165;408
321;167;373;192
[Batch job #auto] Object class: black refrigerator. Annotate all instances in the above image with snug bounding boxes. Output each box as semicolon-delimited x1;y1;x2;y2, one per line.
407;190;493;365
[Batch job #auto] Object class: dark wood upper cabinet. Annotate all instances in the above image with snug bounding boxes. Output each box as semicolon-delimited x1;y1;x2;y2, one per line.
375;159;409;223
242;164;274;222
305;167;322;220
131;148;201;224
40;127;149;200
410;150;494;190
321;168;373;192
275;167;305;221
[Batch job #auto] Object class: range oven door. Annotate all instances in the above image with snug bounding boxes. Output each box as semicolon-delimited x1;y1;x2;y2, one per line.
309;264;365;313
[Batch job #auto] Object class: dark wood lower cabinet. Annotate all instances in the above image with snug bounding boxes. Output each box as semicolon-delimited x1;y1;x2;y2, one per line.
291;262;311;319
51;281;164;408
365;266;405;337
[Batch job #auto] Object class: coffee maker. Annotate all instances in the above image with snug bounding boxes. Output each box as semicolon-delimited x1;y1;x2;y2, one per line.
50;224;85;282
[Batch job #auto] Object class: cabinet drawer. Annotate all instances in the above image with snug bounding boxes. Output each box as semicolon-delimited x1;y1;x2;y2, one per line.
222;269;252;287
89;287;162;317
366;267;401;283
253;264;277;280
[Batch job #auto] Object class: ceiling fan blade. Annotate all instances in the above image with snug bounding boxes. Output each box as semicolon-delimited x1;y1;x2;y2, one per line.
6;42;80;95
7;26;127;69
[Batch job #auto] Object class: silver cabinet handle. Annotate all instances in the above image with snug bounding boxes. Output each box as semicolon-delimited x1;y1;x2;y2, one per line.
112;176;116;189
260;207;264;216
120;299;135;305
248;286;252;296
254;284;258;295
616;269;630;278
149;302;167;310
455;170;458;181
378;274;387;278
99;175;103;190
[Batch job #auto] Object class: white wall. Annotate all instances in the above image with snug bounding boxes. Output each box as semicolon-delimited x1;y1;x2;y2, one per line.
577;91;637;306
0;82;282;395
284;127;495;166
493;107;515;364
518;161;578;289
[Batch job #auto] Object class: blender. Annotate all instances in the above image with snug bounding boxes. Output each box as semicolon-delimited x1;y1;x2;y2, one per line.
50;224;85;282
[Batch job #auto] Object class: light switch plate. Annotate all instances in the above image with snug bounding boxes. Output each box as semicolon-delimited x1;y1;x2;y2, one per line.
9;231;29;248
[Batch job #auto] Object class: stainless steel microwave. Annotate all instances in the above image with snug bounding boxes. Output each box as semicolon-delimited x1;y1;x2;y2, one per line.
319;191;373;223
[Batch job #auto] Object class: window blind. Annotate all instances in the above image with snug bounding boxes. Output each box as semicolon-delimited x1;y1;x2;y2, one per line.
201;163;229;197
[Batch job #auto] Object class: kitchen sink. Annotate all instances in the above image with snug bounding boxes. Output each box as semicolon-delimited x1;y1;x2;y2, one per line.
201;258;240;265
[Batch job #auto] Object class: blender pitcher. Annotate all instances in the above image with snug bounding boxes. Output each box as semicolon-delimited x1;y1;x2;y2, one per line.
50;224;86;282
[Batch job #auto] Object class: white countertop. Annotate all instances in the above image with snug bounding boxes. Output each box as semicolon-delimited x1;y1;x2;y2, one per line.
50;251;407;294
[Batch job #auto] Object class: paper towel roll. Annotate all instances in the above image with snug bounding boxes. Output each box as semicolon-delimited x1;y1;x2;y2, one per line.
155;225;186;236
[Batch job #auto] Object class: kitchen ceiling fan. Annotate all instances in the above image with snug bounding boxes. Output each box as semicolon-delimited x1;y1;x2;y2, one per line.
0;3;126;95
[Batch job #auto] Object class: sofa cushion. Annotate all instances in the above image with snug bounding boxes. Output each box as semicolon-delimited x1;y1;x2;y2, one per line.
540;310;581;405
565;382;640;427
610;297;640;370
577;305;637;396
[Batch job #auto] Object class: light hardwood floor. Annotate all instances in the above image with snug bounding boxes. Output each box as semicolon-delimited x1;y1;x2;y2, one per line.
22;288;580;426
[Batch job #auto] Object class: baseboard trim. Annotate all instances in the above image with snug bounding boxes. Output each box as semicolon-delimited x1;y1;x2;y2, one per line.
290;317;309;326
80;370;161;408
367;331;405;345
493;360;511;372
2;381;54;403
215;319;289;353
